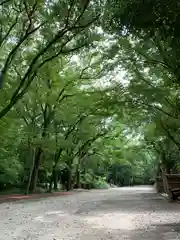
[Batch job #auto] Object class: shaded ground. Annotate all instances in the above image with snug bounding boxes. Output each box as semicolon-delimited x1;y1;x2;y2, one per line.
1;186;180;239
0;191;74;203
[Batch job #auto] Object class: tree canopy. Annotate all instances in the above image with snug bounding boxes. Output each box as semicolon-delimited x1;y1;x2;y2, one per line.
0;0;179;194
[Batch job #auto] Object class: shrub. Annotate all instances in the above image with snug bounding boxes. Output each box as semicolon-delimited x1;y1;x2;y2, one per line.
92;177;110;189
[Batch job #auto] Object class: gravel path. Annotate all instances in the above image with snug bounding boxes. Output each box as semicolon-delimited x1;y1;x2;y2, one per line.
1;186;180;239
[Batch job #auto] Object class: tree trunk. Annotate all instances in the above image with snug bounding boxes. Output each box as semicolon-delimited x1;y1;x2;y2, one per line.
115;172;118;185
53;169;58;190
49;177;53;192
67;169;72;191
76;170;81;188
156;161;161;177
75;162;81;188
164;162;171;174
25;147;36;195
29;148;42;192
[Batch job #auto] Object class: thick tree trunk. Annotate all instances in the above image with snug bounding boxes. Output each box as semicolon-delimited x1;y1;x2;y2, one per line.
164;161;171;174
67;169;72;191
53;169;58;190
48;168;58;191
29;148;42;192
48;148;63;191
25;147;36;195
156;161;161;177
49;177;53;192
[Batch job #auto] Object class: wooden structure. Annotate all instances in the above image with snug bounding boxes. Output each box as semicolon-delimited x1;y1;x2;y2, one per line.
161;171;180;200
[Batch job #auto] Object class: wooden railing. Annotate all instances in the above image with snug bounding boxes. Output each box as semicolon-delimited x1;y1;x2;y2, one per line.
161;172;180;200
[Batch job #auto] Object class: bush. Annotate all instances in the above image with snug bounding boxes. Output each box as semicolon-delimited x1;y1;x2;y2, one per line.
92;177;110;189
80;172;94;189
80;173;110;190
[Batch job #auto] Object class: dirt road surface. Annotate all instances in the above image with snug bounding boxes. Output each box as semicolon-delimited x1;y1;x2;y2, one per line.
1;186;180;239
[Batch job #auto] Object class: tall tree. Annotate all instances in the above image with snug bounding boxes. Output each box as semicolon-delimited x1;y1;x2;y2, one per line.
0;0;101;119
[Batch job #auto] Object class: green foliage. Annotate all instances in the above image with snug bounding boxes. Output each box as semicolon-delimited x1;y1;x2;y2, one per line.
103;0;180;178
93;177;110;189
1;0;179;195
